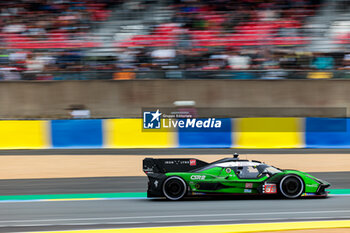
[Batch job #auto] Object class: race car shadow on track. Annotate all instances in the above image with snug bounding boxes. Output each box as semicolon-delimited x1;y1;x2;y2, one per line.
146;194;330;202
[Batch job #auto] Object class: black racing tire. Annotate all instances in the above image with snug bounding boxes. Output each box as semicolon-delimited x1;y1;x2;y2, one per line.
279;175;304;199
162;176;187;201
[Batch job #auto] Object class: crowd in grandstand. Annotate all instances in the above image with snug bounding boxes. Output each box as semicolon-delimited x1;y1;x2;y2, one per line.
0;0;115;36
0;0;349;80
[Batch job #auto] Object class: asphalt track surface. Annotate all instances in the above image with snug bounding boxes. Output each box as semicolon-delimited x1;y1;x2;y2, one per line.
1;149;350;232
0;172;349;195
1;196;350;232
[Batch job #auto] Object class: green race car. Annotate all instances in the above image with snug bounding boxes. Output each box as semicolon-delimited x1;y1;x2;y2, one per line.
143;153;330;200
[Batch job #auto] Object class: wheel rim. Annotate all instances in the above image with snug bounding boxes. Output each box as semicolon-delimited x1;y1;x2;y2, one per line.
280;176;304;198
163;177;186;200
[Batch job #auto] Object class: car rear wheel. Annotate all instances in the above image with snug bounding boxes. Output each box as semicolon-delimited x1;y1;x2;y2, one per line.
279;175;304;199
163;176;187;201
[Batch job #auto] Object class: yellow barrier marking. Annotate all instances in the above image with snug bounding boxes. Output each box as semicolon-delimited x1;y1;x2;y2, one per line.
27;220;350;233
0;120;49;149
234;118;304;149
104;119;176;148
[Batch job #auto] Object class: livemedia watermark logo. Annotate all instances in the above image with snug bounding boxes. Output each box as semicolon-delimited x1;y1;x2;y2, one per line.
143;109;222;130
141;107;348;132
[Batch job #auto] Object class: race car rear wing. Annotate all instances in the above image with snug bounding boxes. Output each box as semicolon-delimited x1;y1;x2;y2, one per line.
143;158;209;174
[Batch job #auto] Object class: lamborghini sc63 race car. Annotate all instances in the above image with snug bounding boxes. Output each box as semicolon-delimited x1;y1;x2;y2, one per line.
143;154;330;200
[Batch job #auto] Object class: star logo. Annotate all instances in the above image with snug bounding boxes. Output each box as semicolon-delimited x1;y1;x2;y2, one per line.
151;109;161;122
143;109;162;129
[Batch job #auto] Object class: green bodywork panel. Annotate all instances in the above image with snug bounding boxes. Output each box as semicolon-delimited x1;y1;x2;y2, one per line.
166;167;327;195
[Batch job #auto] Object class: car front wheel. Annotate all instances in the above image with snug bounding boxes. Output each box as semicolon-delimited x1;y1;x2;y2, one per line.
279;175;304;199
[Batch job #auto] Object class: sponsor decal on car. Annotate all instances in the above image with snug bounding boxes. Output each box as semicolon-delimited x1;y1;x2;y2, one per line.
190;159;197;166
154;180;158;188
306;184;318;187
245;183;253;188
164;160;191;165
191;175;206;180
302;193;318;196
244;189;252;193
263;184;277;194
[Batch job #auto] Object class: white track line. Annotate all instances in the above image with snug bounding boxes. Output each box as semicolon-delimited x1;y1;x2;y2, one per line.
1;210;350;224
0;194;347;204
2;216;350;228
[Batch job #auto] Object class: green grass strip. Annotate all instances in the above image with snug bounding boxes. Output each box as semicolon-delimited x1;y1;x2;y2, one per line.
328;189;350;195
0;189;348;201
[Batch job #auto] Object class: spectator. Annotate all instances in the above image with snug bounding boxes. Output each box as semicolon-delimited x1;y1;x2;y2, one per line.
260;66;288;79
0;66;21;80
342;53;350;70
312;53;334;70
116;48;137;69
227;51;251;70
113;69;136;80
151;47;176;68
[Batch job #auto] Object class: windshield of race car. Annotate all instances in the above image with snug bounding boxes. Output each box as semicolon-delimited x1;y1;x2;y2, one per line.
259;164;282;175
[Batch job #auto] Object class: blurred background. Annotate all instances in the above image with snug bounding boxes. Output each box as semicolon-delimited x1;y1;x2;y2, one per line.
1;2;350;233
0;0;349;81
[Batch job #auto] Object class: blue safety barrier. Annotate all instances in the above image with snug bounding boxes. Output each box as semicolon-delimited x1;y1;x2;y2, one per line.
305;118;350;148
177;118;232;148
51;119;103;148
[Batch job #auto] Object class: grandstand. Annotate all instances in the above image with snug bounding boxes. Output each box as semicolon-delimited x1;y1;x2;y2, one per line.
0;0;349;80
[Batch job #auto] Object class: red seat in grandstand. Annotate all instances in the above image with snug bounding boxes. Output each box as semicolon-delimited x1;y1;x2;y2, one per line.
336;33;350;44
